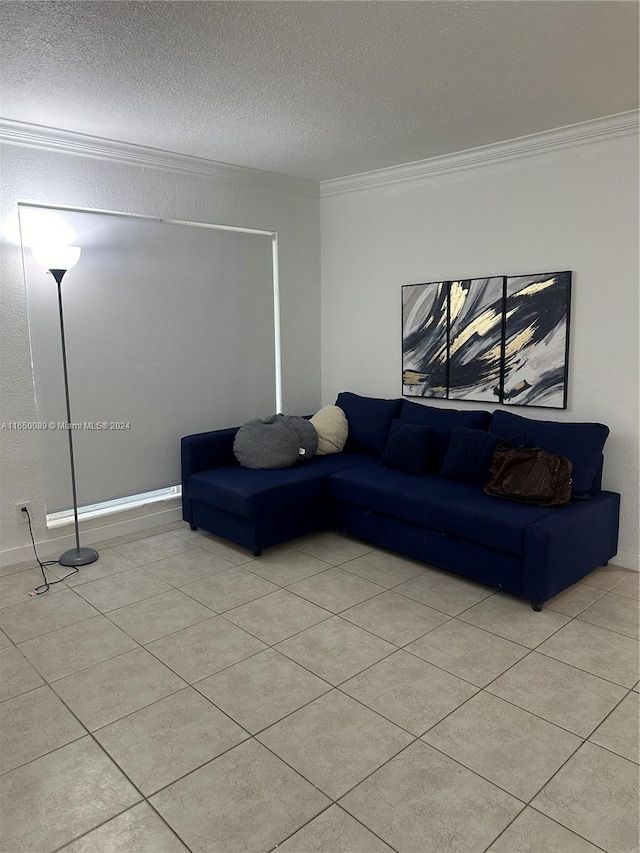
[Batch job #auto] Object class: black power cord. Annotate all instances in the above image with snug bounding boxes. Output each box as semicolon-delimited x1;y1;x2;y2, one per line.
23;506;79;596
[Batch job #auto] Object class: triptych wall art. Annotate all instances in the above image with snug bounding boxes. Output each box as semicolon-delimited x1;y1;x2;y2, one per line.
402;271;571;409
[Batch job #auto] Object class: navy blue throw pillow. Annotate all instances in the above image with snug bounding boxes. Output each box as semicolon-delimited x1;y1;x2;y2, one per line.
336;392;402;456
439;427;503;486
399;400;491;471
380;420;433;475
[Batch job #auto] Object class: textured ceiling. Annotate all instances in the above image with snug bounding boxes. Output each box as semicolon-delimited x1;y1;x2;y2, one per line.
1;1;638;181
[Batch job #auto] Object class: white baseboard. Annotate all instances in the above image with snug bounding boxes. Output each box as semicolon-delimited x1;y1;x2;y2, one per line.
3;509;638;575
0;505;183;568
611;549;640;572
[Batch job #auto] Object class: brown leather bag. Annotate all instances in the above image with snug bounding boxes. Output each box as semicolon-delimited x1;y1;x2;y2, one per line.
484;441;573;507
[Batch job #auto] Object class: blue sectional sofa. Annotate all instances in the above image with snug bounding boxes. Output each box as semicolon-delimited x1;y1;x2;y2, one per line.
181;393;620;610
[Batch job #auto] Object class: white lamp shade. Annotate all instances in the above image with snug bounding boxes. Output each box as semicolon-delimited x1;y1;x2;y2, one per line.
32;244;81;271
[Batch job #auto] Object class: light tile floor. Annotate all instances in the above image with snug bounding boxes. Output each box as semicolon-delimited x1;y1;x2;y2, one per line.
0;523;638;853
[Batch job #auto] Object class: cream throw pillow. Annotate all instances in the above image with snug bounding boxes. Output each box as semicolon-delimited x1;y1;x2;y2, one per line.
310;405;348;455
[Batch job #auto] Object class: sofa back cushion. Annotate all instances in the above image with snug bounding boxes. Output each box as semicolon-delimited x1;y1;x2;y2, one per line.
490;409;610;498
399;400;491;471
439;426;503;487
380;420;433;475
336;392;402;456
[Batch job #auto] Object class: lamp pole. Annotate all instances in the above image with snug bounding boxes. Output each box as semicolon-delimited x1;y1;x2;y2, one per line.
32;245;98;568
50;269;98;565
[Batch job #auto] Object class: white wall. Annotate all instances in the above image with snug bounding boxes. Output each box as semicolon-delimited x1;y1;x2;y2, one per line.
0;144;320;562
320;134;639;569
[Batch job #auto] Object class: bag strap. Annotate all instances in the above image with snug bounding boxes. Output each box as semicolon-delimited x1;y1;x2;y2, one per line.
495;434;528;451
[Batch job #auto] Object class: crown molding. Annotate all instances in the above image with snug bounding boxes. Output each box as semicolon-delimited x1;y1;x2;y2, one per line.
320;111;639;197
2;111;636;200
0;118;320;198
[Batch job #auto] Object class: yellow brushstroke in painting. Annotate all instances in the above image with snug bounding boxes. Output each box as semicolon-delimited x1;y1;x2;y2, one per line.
448;281;466;321
481;344;502;363
449;281;503;357
480;280;554;359
502;280;554;356
450;309;502;356
505;325;536;356
518;277;556;297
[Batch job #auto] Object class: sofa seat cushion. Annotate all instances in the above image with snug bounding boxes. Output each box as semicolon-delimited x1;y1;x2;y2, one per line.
329;465;559;555
188;453;374;520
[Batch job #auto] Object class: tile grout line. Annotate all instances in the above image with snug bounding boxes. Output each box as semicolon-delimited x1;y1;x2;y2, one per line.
263;801;337;853
4;555;632;739
99;582;220;636
191;676;332;739
17;631;144;686
481;677;630;744
0;721;87;780
2;535;635;852
215;599;336;645
2;556;289;647
527;599;639;684
38;669;200;852
6;686;632;851
265;800;403;853
478;802;609;853
390;582;497;616
449;600;637;690
532;646;638;690
9;600;633;796
455;597;639;738
525;807;609;853
0;587;103;643
573;611;640;641
86;594;482;841
583;684;639;744
457;590;639;846
47;805;154;853
297;574;637;843
272;544;632;849
5;550;634;706
477;801;528;853
576;735;640;767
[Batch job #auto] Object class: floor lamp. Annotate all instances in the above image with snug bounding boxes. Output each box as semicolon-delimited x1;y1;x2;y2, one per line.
32;244;99;568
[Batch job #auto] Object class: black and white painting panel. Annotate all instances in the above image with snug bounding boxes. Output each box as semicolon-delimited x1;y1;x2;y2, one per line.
448;277;504;403
402;281;448;398
503;271;571;408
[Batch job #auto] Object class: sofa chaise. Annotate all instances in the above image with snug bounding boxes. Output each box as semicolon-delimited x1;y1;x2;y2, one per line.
181;392;620;610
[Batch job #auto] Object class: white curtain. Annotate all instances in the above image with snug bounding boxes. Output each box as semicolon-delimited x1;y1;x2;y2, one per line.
21;206;277;512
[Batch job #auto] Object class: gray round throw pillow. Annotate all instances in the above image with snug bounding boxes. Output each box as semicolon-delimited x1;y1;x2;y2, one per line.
233;414;317;469
285;415;319;460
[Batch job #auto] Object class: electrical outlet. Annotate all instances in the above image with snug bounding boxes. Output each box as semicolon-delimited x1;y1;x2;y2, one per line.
16;502;32;525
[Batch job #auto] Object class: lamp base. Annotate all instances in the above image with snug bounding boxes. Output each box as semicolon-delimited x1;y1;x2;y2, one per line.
59;547;99;567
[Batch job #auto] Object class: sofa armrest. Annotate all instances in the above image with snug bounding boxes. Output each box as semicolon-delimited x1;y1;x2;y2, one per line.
523;491;620;603
181;428;239;476
590;454;604;493
181;428;239;521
